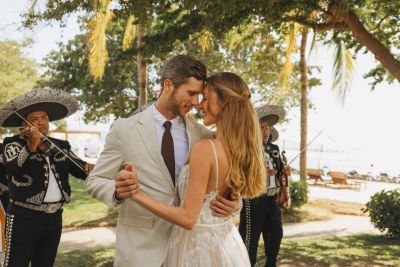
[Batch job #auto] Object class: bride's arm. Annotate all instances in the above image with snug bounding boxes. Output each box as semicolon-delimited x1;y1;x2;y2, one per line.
132;141;211;230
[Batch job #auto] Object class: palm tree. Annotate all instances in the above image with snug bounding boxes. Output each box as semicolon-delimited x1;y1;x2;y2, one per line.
278;24;354;181
299;27;308;181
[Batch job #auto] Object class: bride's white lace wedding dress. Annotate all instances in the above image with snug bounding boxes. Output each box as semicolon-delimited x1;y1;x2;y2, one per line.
163;140;251;267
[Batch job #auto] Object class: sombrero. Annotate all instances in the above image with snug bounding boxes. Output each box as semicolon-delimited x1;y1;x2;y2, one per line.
256;104;285;126
0;89;79;127
270;126;279;142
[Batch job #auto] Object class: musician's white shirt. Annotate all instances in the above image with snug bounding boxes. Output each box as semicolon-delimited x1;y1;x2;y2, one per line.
43;156;63;202
266;153;277;189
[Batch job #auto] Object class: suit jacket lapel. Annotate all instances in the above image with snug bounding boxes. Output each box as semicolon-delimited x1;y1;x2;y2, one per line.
137;107;174;189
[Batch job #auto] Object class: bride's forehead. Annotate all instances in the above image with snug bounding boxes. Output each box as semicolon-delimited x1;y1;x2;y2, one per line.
202;85;211;94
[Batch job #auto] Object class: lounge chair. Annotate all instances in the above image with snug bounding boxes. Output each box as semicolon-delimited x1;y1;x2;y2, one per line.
306;168;323;183
327;171;361;190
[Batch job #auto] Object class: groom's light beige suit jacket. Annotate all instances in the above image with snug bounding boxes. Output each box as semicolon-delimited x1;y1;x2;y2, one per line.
86;106;212;267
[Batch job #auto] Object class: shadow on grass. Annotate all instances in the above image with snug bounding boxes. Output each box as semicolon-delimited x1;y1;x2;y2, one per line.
273;234;400;267
71;209;118;228
55;247;115;267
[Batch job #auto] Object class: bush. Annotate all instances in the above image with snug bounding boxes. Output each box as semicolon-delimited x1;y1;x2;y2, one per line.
289;180;308;209
363;189;400;238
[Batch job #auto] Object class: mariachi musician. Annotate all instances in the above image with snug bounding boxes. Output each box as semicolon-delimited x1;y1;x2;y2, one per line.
0;89;94;267
239;104;290;267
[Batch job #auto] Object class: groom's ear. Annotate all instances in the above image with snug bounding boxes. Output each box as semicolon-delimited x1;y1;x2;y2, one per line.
163;79;174;95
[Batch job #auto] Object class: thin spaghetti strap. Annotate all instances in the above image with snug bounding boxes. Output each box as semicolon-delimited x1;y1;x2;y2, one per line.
208;139;219;192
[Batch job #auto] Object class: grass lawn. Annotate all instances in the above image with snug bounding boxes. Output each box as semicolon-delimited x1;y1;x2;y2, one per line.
63;178;118;228
55;234;399;267
272;234;400;267
282;198;366;224
55;247;114;267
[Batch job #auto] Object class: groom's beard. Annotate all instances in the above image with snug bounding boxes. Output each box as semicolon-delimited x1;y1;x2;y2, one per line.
168;92;185;117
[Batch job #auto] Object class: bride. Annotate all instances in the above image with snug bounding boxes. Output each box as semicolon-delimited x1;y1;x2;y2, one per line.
130;72;266;266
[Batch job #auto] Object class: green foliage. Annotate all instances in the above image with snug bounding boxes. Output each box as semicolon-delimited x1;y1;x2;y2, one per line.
157;0;400;86
289;180;308;209
22;0;400;86
0;40;39;106
363;189;400;239
38;18;157;123
41;17;310;121
173;20;306;110
51;120;68;131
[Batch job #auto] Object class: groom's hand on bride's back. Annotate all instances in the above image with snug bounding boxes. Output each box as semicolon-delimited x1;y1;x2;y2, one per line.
115;162;140;201
210;193;240;217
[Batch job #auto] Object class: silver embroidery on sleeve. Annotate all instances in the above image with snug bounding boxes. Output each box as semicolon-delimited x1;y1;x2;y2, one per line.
17;147;29;167
4;142;22;162
11;175;33;187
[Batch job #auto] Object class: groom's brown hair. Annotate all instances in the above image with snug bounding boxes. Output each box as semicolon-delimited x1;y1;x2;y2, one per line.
160;55;207;89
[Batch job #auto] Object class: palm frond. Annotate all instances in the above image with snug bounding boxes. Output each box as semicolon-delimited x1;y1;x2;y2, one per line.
332;41;354;105
278;23;297;89
122;15;137;51
197;30;213;53
308;29;317;60
87;0;113;80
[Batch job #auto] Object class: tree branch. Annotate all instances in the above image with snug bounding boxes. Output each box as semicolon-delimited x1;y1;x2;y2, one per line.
370;14;390;33
281;17;348;31
329;2;400;81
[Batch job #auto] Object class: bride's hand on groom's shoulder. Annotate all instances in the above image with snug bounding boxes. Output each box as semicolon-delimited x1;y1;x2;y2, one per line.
115;162;140;200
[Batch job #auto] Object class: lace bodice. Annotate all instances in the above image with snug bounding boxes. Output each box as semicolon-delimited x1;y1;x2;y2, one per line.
175;141;229;225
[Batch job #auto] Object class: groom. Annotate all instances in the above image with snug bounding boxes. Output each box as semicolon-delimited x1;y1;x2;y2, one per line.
86;55;240;267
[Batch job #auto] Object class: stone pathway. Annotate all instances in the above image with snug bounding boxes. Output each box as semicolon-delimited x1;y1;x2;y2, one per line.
58;215;378;252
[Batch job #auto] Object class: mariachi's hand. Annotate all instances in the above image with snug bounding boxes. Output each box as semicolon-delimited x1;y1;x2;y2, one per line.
25;126;41;152
283;166;291;176
210;193;240;217
267;168;277;176
85;163;95;173
115;162;139;201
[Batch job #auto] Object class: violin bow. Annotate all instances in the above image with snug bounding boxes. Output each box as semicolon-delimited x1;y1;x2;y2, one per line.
287;129;324;166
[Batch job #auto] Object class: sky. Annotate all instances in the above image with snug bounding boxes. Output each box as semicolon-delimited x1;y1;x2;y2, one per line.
1;1;400;175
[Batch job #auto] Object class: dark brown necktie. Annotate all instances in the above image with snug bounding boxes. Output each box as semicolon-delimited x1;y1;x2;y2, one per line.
162;121;175;185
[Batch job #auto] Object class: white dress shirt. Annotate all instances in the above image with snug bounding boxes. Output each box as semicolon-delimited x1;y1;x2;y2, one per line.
153;105;189;183
266;153;277;189
43;156;63;202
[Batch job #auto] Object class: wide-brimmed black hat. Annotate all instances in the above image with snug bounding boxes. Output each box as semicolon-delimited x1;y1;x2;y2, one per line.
256;104;286;127
0;89;79;127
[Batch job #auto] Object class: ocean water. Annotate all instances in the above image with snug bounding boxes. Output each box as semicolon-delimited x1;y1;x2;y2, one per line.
279;145;400;178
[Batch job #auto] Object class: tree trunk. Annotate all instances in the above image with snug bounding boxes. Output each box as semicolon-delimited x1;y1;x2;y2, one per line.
299;27;308;182
329;1;400;81
137;10;148;106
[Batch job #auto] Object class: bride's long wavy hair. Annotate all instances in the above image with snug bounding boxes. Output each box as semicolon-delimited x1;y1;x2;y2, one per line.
206;72;266;198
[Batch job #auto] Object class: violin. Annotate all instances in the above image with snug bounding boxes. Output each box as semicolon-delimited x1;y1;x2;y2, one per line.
20;127;51;156
277;150;291;209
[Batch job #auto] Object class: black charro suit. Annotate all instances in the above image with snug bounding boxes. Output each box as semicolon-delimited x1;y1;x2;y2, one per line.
2;134;88;267
239;141;284;267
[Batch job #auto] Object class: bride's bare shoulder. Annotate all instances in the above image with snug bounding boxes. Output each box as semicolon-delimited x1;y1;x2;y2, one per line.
189;139;214;158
